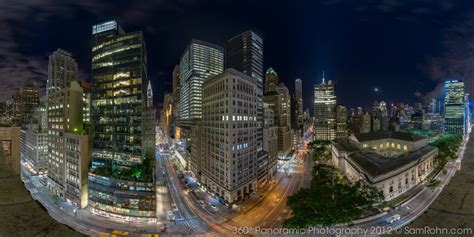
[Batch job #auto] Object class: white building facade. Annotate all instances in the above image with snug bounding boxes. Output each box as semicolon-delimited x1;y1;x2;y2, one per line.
201;69;258;204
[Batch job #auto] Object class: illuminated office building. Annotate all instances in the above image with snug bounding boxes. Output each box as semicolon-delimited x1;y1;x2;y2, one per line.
21;127;48;174
275;84;292;153
225;30;269;186
444;80;466;136
360;112;371;133
313;72;336;140
336;105;348;138
264;68;278;93
88;20;155;217
179;40;224;127
264;68;292;154
47;81;88;198
4;82;39;126
20;82;40;124
465;94;471;134
201;69;258;203
263;103;278;180
21;95;48;175
12;92;22;126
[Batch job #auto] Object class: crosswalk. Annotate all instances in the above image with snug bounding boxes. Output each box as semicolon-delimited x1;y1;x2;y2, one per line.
176;216;204;232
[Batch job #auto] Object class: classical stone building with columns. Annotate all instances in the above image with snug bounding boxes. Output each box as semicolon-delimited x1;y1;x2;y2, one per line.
330;131;438;201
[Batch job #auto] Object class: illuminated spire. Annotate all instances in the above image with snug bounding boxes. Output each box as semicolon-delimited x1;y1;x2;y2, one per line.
147;80;153;108
322;70;325;84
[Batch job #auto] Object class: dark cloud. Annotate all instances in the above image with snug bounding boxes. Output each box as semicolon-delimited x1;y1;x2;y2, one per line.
0;0;107;101
0;0;214;102
319;0;471;103
422;11;474;100
0;0;472;109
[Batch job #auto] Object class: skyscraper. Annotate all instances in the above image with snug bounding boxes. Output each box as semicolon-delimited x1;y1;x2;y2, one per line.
225;31;269;187
465;94;471;133
360;112;371;133
20;82;39;124
171;65;180;138
275;84;292;152
161;92;173;137
47;81;89;199
264;67;278;93
11;92;22;126
201;69;258;203
313;72;336;140
143;81;157;159
88;20;155;218
172;65;180;99
444;80;466;136
225;30;264;83
263;103;278;180
179;40;224;126
294;78;303;134
335;105;348;138
47;49;78;95
264;68;292;154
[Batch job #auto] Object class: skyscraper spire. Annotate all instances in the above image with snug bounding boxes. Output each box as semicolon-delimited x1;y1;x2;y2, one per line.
147;80;153;108
322;70;326;84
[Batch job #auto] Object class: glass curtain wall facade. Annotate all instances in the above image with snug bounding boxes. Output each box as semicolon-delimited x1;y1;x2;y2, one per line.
88;20;155;218
444;80;465;136
179;40;224;125
314;78;336;141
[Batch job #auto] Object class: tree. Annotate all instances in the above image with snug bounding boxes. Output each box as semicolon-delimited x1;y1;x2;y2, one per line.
426;178;442;190
284;164;383;228
309;140;330;149
312;146;331;161
429;133;462;172
409;128;434;137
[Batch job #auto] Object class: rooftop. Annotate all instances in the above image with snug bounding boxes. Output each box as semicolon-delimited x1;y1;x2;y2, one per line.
333;138;437;181
354;131;426;142
349;145;437;178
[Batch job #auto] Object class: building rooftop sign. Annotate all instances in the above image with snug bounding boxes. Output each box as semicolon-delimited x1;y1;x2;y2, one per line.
92;21;117;35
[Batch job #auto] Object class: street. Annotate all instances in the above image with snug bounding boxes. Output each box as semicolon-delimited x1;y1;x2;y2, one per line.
348;128;472;236
18;122;469;237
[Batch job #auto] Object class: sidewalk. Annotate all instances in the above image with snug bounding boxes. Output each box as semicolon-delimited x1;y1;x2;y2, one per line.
23;171;185;236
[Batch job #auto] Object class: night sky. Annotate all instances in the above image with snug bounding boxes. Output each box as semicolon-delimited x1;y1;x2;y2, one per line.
1;0;474;113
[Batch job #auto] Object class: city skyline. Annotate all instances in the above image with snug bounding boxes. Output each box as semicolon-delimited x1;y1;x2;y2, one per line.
2;0;474;112
1;2;474;237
